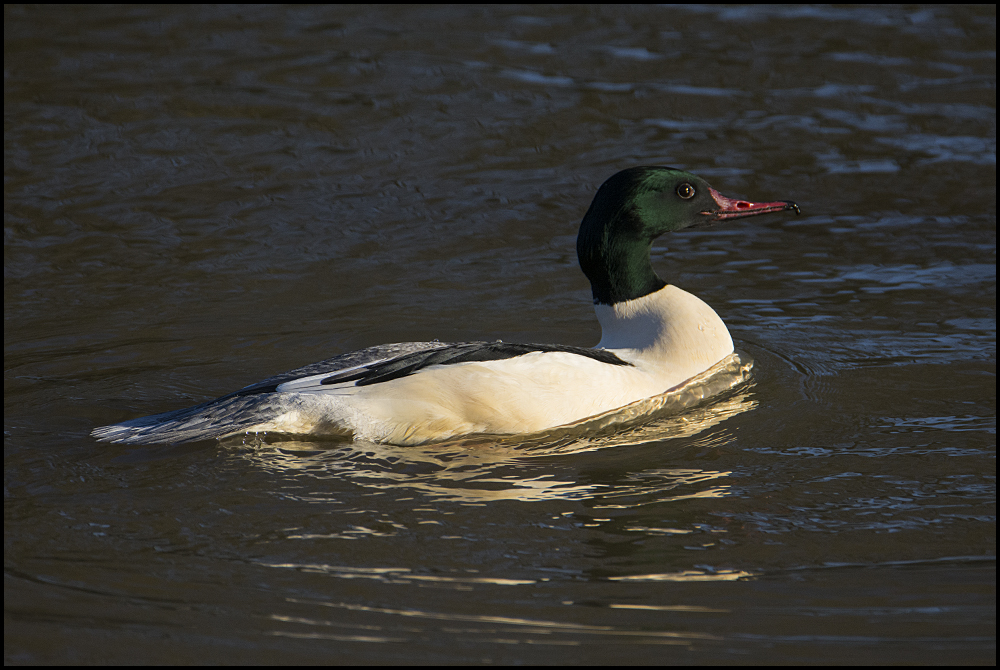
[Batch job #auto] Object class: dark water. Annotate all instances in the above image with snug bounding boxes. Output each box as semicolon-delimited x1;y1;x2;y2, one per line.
5;5;995;664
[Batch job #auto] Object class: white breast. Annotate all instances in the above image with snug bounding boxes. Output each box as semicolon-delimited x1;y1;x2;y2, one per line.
594;284;734;386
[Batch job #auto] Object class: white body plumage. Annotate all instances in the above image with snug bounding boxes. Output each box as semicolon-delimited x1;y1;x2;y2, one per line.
239;285;733;445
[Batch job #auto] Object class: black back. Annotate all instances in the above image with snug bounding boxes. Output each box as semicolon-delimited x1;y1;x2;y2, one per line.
231;341;632;397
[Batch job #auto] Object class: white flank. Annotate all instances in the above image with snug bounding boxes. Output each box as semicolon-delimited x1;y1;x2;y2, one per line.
244;284;735;445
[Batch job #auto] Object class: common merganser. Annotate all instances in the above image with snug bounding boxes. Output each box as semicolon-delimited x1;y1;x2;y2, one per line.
92;167;799;446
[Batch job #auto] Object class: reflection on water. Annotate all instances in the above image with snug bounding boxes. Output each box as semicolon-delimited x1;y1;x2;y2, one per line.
232;354;755;503
261;563;535;586
272;597;730;643
608;570;754;582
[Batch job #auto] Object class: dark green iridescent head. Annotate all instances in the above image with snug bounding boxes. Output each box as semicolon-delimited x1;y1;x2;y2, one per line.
576;166;799;306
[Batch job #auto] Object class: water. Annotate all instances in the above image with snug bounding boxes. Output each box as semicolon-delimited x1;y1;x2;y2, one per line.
4;5;995;663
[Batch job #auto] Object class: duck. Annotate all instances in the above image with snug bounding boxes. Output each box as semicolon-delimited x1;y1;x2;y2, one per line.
92;167;799;446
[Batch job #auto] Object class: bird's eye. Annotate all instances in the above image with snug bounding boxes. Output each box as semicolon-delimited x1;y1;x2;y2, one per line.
676;183;696;200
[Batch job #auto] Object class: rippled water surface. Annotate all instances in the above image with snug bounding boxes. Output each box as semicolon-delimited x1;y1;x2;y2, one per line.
5;5;995;664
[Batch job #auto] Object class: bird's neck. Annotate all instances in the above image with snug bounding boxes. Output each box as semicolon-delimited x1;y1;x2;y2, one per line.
582;240;666;305
594;285;734;378
576;217;666;305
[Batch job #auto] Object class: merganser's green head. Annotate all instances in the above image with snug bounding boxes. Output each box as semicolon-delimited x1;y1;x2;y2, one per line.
577;166;799;306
